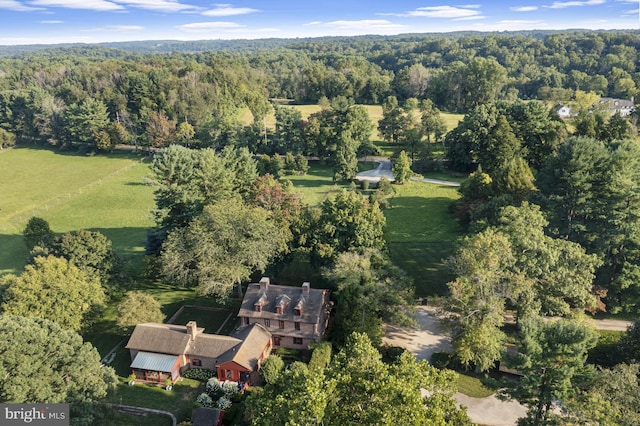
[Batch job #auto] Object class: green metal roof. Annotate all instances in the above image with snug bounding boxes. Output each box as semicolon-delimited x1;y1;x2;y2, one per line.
130;351;178;373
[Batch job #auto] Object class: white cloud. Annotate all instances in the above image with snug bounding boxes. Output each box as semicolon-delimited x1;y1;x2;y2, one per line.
623;8;640;15
385;5;482;19
0;0;42;11
29;0;123;11
29;0;199;12
545;0;606;9
39;19;63;23
102;24;144;31
176;21;244;32
304;21;323;26
81;24;144;32
510;6;539;12
114;0;198;13
202;4;259;16
320;19;406;30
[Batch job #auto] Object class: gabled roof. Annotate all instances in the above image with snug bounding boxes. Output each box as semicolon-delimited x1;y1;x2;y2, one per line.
224;323;272;370
126;323;198;355
126;322;271;372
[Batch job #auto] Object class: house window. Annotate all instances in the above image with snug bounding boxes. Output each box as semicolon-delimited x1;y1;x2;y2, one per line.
264;319;270;327
276;306;282;314
293;337;303;345
254;304;262;312
273;336;281;346
226;370;232;379
294;322;300;331
244;317;250;325
278;320;285;329
294;308;301;316
192;359;202;367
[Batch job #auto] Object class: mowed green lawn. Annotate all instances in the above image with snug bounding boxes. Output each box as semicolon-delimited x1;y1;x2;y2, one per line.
384;180;462;297
282;162;462;297
0;147;155;276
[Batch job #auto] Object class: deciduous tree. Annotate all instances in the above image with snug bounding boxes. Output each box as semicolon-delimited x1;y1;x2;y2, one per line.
116;291;164;333
310;189;386;263
160;197;286;299
0;316;117;424
324;250;415;347
23;216;53;250
1;256;105;332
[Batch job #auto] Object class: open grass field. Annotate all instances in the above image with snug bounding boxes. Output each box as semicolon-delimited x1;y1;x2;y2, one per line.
384;180;462;297
0;146;155;276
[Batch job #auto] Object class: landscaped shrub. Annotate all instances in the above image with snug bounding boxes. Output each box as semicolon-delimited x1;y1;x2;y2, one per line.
221;381;240;397
196;393;213;407
308;342;332;372
274;347;303;363
206;377;222;394
216;396;232;410
431;351;453;369
184;368;217;381
260;355;284;384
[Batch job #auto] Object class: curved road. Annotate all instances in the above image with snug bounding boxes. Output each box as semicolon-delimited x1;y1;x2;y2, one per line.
355;158;461;186
384;307;634;426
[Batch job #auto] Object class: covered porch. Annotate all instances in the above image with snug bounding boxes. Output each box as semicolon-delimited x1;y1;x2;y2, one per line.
130;351;181;384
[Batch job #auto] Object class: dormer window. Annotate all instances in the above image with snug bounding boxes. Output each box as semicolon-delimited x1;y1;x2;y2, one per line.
275;294;291;314
254;292;268;312
294;308;301;316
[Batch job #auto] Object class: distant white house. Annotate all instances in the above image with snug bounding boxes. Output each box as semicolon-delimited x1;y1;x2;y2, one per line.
598;97;635;117
553;97;635;119
554;104;573;118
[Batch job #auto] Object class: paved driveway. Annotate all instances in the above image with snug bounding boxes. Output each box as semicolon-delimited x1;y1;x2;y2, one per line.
383;307;528;426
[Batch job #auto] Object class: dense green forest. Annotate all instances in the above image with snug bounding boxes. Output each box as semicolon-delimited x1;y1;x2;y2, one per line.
1;30;638;151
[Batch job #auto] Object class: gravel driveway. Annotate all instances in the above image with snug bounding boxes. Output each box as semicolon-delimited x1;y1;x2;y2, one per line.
383;306;527;426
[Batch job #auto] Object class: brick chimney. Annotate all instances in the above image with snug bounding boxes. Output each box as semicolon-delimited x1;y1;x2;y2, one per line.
186;321;198;341
259;277;270;291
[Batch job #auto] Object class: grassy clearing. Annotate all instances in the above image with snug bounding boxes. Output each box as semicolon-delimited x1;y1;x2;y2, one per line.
385;181;461;296
455;372;497;398
282;161;343;206
0;147;155;276
106;378;202;423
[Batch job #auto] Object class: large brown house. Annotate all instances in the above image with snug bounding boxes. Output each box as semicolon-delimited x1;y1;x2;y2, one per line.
238;277;331;349
125;321;272;385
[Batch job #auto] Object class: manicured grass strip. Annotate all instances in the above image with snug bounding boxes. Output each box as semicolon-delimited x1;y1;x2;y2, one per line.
385;180;461;243
106;378;203;423
455;372;496;398
389;242;454;297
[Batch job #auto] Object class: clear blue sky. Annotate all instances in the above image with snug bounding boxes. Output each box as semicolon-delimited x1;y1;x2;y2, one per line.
0;0;638;45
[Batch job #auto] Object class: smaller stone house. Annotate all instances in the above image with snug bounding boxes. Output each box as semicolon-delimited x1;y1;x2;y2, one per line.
238;277;331;350
125;321;272;385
